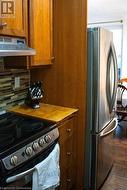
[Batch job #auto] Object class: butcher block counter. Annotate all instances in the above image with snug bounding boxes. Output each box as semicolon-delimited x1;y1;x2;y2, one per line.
9;103;78;123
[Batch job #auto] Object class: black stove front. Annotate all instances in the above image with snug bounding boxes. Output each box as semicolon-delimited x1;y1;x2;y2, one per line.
0;112;56;153
0;112;59;189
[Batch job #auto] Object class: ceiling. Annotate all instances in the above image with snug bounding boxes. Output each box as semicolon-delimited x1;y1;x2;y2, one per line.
88;0;127;23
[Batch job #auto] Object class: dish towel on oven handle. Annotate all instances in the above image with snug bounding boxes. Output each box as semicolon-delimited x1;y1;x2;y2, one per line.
32;143;60;190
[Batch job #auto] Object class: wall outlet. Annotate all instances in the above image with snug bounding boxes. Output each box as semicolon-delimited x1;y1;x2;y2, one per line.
14;76;20;89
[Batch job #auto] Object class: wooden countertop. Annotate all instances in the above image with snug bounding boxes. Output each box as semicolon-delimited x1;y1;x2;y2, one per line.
9;103;78;123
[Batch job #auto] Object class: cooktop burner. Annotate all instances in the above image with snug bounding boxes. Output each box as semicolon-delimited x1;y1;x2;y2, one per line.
21;118;44;134
0;112;56;154
0;134;14;148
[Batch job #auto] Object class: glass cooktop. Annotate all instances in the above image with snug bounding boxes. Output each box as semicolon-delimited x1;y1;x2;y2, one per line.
0;112;56;154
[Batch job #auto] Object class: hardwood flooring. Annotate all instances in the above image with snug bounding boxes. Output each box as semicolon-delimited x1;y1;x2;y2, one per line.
101;123;127;190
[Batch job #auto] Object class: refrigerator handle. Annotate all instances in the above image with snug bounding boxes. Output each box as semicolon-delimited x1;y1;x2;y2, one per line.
100;118;118;137
106;42;118;113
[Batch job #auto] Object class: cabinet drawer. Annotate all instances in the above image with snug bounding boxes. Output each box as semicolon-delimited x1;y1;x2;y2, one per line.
58;118;74;142
60;165;76;190
66;166;76;190
59;137;74;171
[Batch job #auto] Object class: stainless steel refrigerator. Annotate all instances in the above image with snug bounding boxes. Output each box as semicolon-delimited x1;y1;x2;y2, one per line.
84;28;118;190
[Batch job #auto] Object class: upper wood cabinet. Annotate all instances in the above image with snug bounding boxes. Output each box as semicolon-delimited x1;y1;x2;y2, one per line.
0;0;27;37
29;0;53;66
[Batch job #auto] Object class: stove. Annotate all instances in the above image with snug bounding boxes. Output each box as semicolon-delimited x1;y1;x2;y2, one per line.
0;112;59;188
0;112;57;153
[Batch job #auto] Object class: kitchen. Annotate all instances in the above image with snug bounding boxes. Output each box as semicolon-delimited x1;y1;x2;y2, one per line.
0;0;126;190
0;0;87;189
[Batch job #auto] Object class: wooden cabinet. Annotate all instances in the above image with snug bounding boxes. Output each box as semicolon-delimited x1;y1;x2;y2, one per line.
29;0;53;66
0;0;27;37
58;115;76;190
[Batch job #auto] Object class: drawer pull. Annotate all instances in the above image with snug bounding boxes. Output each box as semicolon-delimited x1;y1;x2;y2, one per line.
67;178;71;182
67;128;71;132
66;152;71;156
0;23;7;29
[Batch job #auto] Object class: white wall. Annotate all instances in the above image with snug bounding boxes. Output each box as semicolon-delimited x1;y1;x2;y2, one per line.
121;20;127;78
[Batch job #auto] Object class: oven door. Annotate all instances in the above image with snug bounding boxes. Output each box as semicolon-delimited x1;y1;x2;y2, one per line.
1;143;56;189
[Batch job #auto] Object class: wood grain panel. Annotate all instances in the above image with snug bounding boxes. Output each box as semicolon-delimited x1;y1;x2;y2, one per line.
0;0;27;37
31;0;87;189
10;103;78;123
58;117;76;190
29;0;53;65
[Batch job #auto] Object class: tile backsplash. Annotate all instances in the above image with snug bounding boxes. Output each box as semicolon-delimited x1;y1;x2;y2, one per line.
0;69;30;113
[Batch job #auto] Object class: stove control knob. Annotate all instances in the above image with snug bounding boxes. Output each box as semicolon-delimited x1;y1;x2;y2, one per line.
10;156;18;166
44;135;52;143
25;147;33;156
39;138;45;147
32;142;39;151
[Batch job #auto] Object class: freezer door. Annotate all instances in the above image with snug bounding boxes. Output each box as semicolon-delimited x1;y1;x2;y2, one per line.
91;117;117;190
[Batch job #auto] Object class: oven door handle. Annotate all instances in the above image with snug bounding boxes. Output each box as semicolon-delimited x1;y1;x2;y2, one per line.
6;167;35;184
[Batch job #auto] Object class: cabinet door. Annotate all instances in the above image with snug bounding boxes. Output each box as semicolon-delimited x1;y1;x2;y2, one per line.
29;0;53;66
0;0;27;37
58;116;76;190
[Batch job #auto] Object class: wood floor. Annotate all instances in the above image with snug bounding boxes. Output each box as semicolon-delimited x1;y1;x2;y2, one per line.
101;124;127;190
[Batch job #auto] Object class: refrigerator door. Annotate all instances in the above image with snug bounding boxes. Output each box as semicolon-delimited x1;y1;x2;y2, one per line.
90;28;118;133
106;43;118;113
91;117;118;190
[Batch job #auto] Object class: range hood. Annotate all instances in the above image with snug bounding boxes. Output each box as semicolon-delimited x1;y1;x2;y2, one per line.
0;36;36;57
